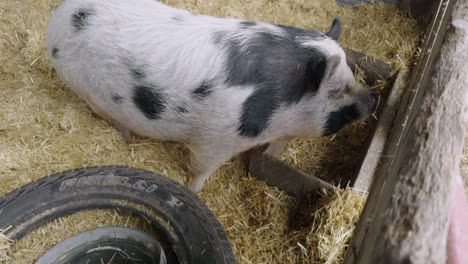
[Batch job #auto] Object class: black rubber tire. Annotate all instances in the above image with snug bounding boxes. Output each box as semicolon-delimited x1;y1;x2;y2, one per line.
0;166;236;264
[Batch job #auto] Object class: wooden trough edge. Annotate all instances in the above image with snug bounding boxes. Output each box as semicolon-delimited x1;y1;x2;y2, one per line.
248;47;395;197
353;71;405;192
344;0;466;262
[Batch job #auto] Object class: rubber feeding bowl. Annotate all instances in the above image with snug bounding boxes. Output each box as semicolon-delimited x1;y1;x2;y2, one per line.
35;226;166;264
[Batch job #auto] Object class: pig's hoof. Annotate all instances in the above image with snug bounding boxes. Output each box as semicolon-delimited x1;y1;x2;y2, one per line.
187;180;203;194
111;120;132;143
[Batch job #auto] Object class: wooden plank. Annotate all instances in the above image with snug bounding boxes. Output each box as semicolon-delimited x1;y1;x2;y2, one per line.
353;71;405;191
345;0;456;261
344;0;466;262
384;0;454;165
248;149;334;197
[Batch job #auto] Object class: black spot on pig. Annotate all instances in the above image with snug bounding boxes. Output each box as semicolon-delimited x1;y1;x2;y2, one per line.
240;21;256;29
52;47;59;59
192;82;212;99
324;104;360;135
177;106;189;113
133;85;166;120
112;93;123;104
238;88;279;137
220;30;326;99
215;28;328;137
72;8;95;31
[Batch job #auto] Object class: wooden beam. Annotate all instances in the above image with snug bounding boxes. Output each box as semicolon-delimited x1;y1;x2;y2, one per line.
344;0;467;262
248;149;334;197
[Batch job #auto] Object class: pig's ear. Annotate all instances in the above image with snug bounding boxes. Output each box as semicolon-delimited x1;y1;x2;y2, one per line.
327;18;341;41
306;54;340;92
319;55;341;89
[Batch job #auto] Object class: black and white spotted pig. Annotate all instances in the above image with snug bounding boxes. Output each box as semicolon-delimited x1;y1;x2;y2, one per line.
46;0;380;193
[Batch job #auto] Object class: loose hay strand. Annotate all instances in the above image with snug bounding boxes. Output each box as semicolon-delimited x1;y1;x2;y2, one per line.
307;188;367;264
0;227;13;263
0;0;421;263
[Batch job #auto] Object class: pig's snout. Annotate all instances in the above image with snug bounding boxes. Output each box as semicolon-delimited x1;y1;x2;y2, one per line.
323;91;381;136
369;91;380;113
359;90;380;120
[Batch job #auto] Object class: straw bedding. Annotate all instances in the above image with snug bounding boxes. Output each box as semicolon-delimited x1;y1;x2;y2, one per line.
1;0;421;263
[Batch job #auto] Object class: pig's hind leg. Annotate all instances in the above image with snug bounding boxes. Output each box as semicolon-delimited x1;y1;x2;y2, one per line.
186;144;237;193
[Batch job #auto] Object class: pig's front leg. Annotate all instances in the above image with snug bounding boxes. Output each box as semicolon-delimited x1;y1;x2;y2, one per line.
187;144;236;193
264;140;290;157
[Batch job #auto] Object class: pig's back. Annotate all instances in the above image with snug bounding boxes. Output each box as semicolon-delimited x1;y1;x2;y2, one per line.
46;0;252;142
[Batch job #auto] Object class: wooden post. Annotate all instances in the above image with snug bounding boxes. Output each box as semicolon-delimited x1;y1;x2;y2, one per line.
344;0;468;263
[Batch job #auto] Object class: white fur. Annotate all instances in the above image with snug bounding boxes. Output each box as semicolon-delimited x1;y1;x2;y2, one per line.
46;0;375;193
